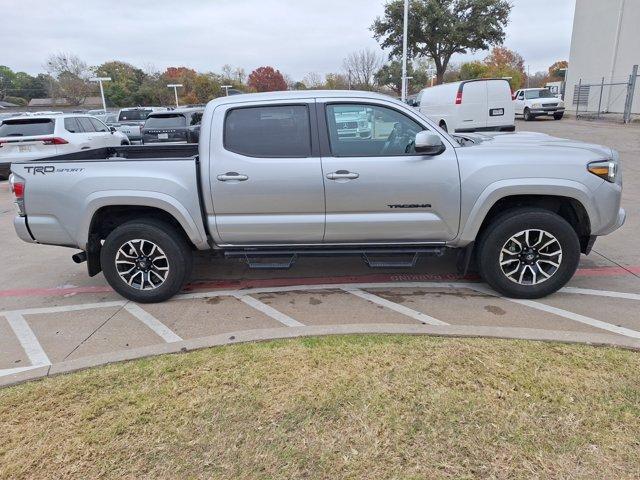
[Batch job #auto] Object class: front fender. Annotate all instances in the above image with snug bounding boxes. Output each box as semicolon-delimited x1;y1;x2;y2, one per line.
454;178;598;246
78;190;209;249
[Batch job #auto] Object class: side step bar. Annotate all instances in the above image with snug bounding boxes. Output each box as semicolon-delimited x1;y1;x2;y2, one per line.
224;246;445;270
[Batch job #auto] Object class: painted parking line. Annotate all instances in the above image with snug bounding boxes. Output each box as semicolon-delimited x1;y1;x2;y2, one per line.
3;312;51;367
470;285;640;340
234;294;305;328
561;287;640;301
124;303;183;343
342;287;448;326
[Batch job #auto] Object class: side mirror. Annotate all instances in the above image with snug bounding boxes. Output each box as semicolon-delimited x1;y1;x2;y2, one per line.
415;130;445;156
110;126;117;133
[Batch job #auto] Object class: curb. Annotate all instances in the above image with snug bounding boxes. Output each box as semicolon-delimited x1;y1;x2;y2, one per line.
2;323;639;388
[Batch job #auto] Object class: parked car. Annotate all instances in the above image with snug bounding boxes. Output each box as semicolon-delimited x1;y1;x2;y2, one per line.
9;90;625;303
513;88;565;121
0;114;129;179
415;79;515;133
114;107;168;144
141;108;204;144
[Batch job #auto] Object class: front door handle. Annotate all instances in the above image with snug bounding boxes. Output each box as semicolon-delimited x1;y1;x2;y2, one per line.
217;172;249;182
326;170;359;180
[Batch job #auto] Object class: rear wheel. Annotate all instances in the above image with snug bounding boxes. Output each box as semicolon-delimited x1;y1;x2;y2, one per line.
477;209;580;299
553;113;564;120
101;219;192;303
523;108;533;121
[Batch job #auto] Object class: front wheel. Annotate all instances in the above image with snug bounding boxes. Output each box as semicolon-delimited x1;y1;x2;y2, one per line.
553;113;564;120
477;209;580;299
101;220;193;303
523;108;533;121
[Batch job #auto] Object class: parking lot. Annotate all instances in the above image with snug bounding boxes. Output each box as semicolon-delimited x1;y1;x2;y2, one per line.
1;117;639;386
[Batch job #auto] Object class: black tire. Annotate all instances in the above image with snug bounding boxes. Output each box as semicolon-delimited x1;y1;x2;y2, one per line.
439;120;448;132
121;140;130;145
553;113;564;120
476;209;580;299
523;108;533;121
101;219;193;303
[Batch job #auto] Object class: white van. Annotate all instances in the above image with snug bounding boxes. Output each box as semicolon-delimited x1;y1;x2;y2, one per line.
415;79;515;133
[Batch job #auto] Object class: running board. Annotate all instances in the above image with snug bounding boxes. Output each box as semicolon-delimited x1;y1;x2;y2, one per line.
224;246;445;270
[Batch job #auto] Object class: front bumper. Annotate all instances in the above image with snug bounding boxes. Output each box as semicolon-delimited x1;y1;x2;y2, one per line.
530;107;565;116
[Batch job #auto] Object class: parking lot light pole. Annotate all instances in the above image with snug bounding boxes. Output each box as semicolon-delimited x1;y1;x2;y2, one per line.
221;85;233;96
401;0;409;102
90;77;111;113
167;84;183;107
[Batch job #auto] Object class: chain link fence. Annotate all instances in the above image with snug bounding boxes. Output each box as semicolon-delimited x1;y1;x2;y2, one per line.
574;65;639;124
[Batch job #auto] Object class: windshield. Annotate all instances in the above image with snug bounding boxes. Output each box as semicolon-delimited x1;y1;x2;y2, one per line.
525;89;555;100
118;109;152;121
0;118;55;137
145;114;186;128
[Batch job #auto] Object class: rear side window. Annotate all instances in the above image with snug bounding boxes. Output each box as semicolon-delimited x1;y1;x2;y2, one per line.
145;114;186;129
224;105;311;157
0;118;54;137
190;112;203;126
119;109;152;121
77;118;96;132
64;118;82;133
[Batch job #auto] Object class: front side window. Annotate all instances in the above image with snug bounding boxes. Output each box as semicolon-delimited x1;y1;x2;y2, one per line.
326;104;423;157
89;118;109;132
224;105;311;157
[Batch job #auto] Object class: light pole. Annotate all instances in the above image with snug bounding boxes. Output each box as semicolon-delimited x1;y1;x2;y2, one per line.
90;77;111;112
401;0;409;102
404;76;413;101
167;84;183;107
221;85;233;96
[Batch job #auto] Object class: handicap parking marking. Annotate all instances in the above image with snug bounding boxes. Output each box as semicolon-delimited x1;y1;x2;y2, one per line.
233;294;305;327
341;287;448;326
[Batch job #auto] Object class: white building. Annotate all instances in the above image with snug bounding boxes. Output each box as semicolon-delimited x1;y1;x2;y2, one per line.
565;0;640;114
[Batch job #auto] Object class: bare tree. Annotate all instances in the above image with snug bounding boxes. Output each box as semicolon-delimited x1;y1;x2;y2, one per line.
342;49;382;90
303;72;324;89
45;53;92;105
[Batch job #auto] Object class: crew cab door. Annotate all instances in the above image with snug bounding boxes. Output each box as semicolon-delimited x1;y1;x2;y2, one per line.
319;100;460;243
209;100;325;245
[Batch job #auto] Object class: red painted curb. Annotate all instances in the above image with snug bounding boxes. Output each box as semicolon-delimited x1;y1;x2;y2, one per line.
0;265;637;300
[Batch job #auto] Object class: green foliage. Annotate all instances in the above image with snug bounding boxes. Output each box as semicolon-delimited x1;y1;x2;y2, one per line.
94;61;146;107
372;0;511;83
375;59;431;94
459;61;489;80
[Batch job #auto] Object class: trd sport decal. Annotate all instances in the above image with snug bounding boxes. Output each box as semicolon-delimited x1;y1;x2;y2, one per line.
387;204;432;209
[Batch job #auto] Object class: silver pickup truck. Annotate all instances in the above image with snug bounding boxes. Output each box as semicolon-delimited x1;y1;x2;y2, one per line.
9;91;625;303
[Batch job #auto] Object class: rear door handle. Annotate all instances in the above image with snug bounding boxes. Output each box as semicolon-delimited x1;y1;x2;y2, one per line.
217;172;249;182
326;170;359;180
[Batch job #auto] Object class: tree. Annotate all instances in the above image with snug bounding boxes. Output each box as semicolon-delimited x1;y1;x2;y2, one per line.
324;73;349;90
342;49;382;90
303;72;324;89
94;61;146;107
547;60;568;82
0;66;16;100
247;66;288;92
459;61;489;80
484;46;526;89
375;59;431;95
45;53;92;105
372;0;511;84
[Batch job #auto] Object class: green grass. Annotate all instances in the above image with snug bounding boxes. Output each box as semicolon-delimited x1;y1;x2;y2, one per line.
1;335;639;479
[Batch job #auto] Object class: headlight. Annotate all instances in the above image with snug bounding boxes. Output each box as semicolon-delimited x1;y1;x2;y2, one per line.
558;101;564;107
358;121;368;129
532;103;541;108
588;160;618;183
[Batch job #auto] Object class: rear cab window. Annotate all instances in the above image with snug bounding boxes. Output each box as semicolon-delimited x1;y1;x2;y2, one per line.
118;109;152;121
0;118;55;137
145;114;187;129
224;105;311;157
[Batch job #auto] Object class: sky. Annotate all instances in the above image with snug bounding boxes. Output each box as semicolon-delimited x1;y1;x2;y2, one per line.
1;0;576;79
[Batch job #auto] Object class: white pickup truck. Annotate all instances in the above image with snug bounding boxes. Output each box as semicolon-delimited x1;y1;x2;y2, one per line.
9;91;625;302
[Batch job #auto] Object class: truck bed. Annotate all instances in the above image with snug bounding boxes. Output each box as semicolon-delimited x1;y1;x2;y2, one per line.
13;144;199;163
